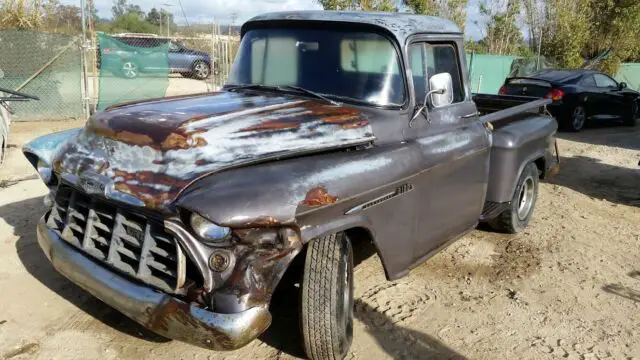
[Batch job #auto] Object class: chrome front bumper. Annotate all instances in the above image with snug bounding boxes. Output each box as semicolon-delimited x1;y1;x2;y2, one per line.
36;215;271;351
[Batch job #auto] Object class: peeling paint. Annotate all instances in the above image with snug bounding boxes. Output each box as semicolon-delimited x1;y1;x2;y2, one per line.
40;91;375;211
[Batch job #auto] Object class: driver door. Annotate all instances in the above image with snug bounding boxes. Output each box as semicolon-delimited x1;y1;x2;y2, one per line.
407;40;491;264
594;73;625;118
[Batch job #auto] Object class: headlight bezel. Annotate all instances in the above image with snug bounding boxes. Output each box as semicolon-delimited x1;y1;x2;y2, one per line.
189;212;233;245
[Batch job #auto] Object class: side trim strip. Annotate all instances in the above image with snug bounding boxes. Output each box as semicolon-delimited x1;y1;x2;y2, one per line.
345;183;414;215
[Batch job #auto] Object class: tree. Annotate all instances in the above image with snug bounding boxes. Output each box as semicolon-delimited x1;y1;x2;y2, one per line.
315;0;397;11
476;0;525;55
402;0;468;30
146;7;161;26
111;0;127;18
0;0;43;29
109;12;157;33
584;0;640;74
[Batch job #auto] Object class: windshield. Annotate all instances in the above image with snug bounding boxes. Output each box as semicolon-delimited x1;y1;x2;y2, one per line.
227;27;406;107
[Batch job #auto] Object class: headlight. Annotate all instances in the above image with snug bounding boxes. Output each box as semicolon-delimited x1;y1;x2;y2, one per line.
190;213;231;243
37;159;52;184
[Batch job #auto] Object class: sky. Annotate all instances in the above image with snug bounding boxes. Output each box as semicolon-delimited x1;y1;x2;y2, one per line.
75;0;486;39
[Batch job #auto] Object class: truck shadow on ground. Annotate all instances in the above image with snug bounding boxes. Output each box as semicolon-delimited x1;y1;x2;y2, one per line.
555;123;640;151
547;155;639;207
602;271;640;304
354;299;467;359
2;195;169;343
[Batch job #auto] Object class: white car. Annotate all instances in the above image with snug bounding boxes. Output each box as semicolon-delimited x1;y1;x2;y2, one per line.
0;88;39;166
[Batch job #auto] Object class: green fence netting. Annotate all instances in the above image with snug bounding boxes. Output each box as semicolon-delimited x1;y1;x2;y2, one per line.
614;63;640;92
0;30;83;121
96;33;169;110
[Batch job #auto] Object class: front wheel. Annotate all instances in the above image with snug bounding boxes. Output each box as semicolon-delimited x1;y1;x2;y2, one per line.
301;232;354;360
488;162;539;234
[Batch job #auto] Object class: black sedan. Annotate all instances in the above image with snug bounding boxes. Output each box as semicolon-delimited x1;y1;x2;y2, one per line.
499;69;639;131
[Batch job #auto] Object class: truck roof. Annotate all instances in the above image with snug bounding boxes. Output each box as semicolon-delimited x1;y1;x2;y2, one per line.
243;10;462;44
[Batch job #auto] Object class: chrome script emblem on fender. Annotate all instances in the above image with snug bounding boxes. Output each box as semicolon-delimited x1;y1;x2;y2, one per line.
78;172;111;196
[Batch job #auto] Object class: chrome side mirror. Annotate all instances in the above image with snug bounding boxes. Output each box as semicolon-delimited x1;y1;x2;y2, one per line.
409;72;454;127
428;72;453;108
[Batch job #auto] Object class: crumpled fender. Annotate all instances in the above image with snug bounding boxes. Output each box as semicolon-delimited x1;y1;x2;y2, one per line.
22;128;81;167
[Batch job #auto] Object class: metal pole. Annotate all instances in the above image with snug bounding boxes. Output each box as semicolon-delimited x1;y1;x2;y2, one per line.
79;0;90;119
160;10;163;36
536;27;543;71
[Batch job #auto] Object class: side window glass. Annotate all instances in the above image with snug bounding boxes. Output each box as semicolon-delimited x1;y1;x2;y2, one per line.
409;43;427;104
594;74;617;88
426;44;465;103
581;75;596;87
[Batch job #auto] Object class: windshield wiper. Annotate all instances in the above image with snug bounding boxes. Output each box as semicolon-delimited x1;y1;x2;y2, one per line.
279;85;341;106
225;84;279;92
225;84;341;106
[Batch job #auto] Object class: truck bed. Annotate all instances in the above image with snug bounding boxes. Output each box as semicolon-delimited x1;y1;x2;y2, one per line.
472;93;552;128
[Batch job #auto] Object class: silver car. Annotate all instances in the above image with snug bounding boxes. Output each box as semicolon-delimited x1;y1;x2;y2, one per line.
0;88;39;166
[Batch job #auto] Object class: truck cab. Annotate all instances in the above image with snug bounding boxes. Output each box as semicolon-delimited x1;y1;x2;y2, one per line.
24;11;558;360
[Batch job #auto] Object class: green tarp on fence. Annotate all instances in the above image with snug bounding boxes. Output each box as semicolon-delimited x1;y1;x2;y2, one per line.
96;33;169;110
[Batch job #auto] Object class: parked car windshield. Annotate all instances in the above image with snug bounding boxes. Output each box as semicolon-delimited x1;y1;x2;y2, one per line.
226;28;406;107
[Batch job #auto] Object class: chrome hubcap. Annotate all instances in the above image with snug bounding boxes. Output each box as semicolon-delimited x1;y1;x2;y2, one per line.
517;176;535;220
195;63;209;78
572;106;585;129
122;62;137;78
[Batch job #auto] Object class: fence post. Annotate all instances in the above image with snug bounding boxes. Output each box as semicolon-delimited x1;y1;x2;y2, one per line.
79;0;90;119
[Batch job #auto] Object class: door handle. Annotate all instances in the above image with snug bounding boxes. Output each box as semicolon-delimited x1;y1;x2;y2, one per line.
461;112;478;119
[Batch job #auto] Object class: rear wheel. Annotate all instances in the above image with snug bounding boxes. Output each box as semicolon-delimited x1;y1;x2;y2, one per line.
191;60;210;80
564;105;587;132
489;162;539;234
301;232;354;360
120;60;139;79
623;100;638;127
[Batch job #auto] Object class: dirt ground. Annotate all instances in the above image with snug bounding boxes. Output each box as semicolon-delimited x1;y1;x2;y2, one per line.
0;119;638;360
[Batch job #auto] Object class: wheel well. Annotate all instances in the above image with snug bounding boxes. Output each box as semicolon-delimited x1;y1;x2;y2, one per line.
534;156;545;178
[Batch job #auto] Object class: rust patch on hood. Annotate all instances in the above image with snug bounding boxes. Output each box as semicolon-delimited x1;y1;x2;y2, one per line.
239;120;301;132
51;91;374;211
300;185;338;207
113;169;191;208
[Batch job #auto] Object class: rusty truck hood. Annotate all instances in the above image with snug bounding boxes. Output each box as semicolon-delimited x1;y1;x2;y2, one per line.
52;91;374;211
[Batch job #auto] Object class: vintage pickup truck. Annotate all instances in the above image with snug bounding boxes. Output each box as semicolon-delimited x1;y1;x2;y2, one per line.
23;11;559;360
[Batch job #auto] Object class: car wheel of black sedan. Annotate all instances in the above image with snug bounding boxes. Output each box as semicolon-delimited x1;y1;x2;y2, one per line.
623;100;639;127
565;105;587;132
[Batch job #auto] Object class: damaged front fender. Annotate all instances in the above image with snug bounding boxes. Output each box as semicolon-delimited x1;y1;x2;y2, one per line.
22;128;81;167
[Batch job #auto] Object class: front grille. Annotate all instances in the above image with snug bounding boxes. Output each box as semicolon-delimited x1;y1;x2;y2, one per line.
46;184;188;295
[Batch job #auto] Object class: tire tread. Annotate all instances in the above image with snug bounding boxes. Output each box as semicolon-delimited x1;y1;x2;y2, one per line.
301;233;348;360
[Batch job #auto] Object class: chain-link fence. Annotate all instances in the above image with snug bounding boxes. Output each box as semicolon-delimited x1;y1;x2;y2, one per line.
0;29;84;121
4;17;640;120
